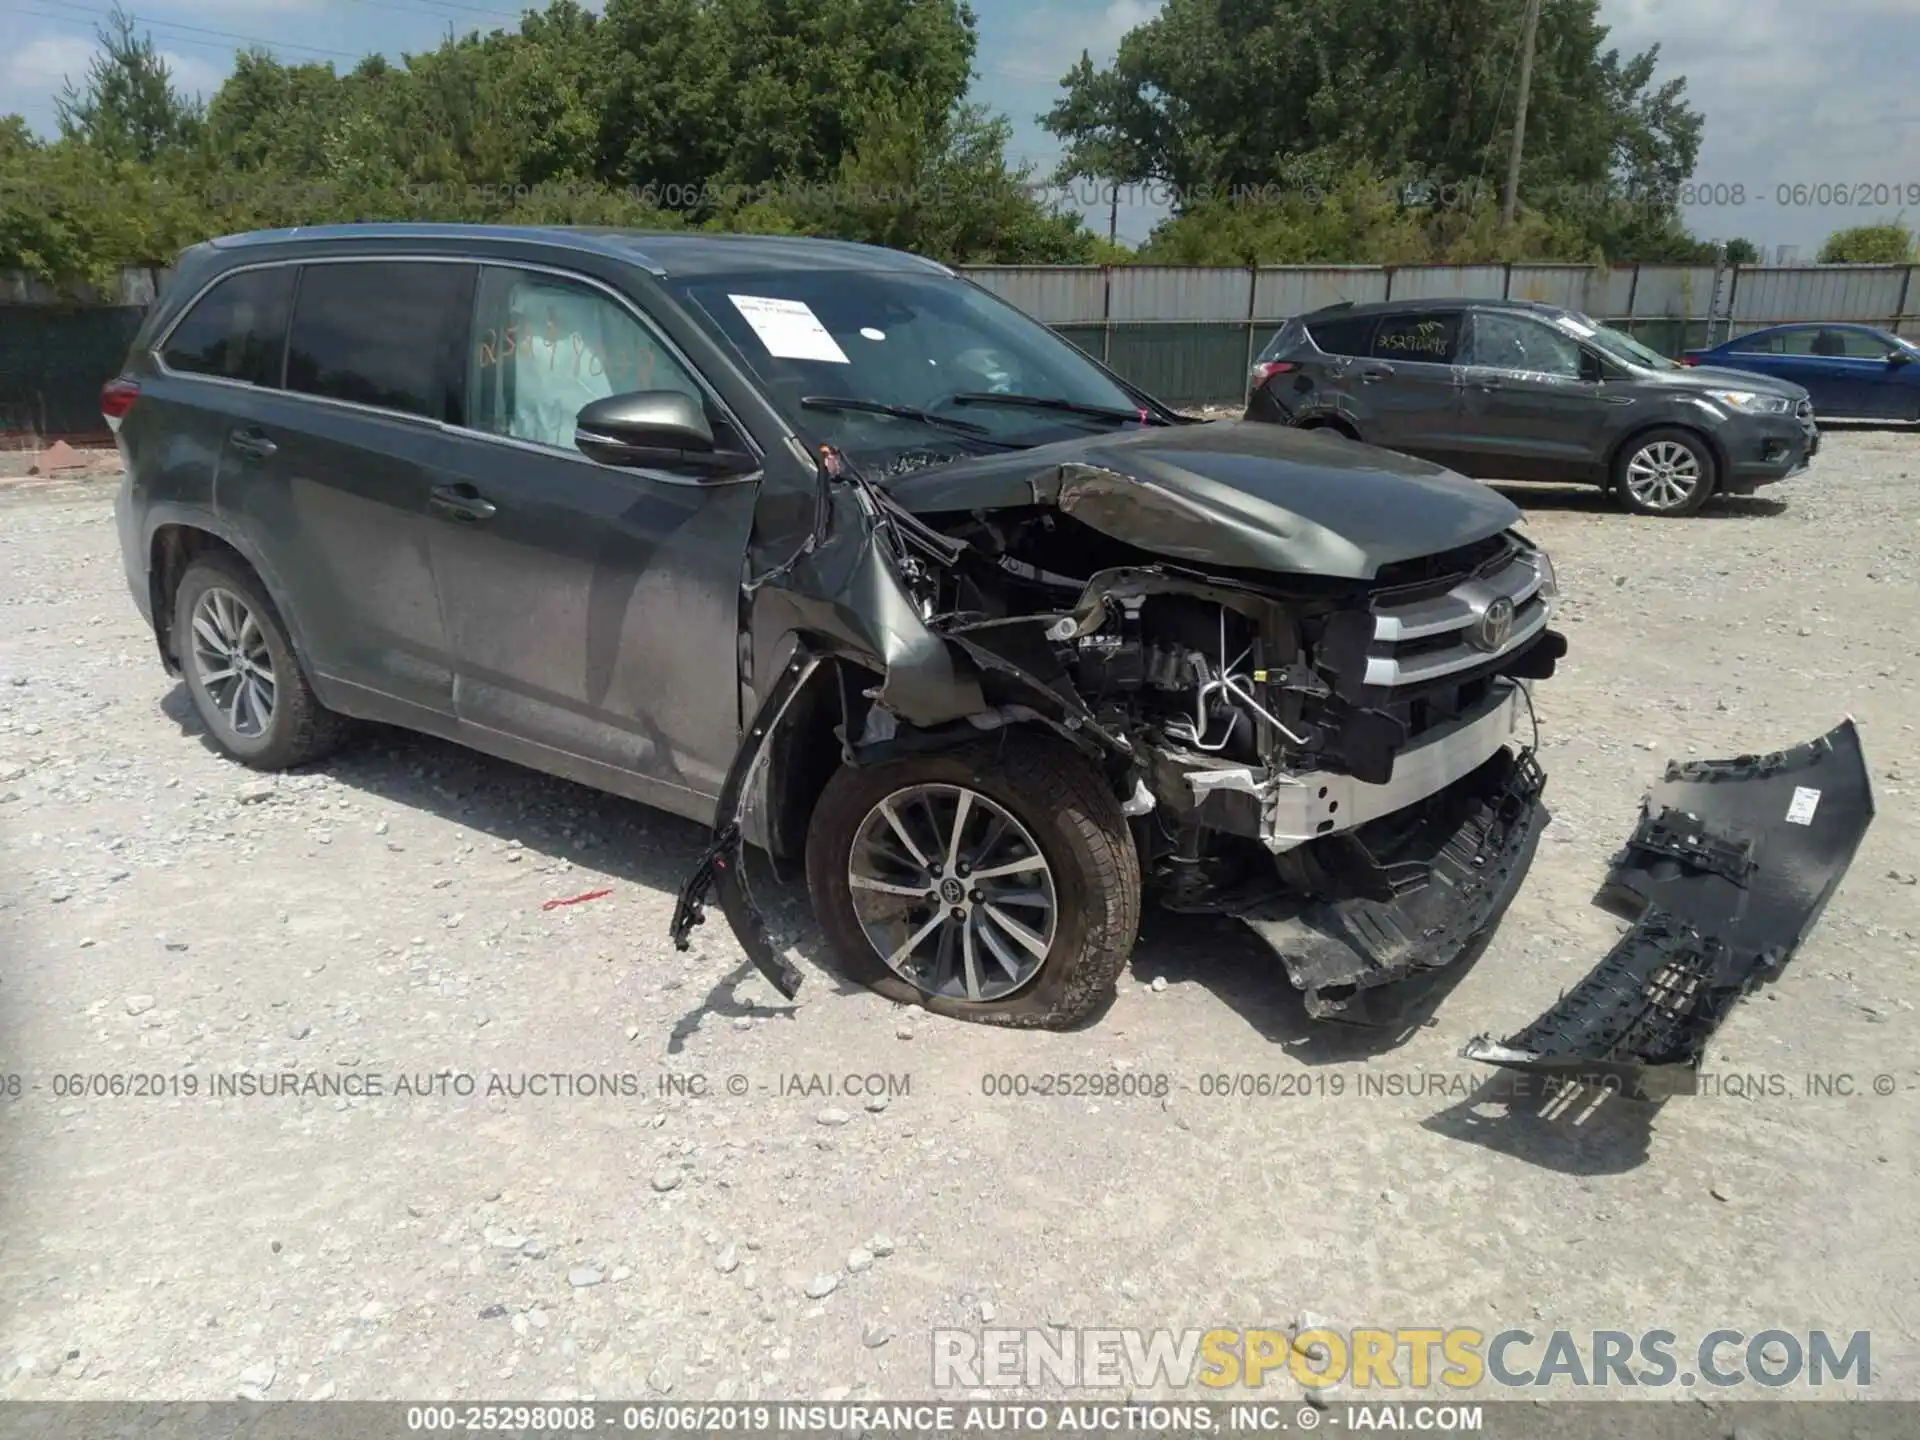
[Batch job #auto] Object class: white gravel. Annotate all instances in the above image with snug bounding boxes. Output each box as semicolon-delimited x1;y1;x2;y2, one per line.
1;431;1917;1402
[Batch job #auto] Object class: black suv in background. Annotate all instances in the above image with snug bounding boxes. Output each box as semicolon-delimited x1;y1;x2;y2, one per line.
1246;298;1819;516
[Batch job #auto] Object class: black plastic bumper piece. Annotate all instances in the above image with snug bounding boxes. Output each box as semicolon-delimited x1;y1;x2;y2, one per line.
1237;746;1548;1023
1463;719;1875;1099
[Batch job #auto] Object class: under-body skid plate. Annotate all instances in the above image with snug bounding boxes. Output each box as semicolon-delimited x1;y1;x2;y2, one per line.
1462;719;1875;1099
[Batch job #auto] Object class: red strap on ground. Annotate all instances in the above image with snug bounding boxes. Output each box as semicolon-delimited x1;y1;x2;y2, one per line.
541;888;612;911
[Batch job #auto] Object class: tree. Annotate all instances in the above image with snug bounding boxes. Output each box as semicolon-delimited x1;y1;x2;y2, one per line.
1042;0;1706;259
54;4;204;163
1043;51;1154;243
1722;237;1760;265
1817;223;1917;264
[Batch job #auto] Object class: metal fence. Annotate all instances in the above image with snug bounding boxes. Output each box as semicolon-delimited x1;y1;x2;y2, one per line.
961;262;1920;407
5;261;1918;439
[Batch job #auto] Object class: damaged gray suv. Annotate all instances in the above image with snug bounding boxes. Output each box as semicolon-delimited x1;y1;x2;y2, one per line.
110;224;1570;1031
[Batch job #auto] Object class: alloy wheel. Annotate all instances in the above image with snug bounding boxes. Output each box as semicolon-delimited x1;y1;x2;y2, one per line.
1624;440;1703;512
846;783;1058;1002
189;586;277;740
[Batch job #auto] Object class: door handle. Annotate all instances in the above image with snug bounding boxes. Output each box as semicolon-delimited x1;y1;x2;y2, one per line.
228;427;277;459
429;483;497;522
1359;365;1394;382
1474;374;1504;390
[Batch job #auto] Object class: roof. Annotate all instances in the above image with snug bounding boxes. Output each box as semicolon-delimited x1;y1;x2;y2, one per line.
206;223;954;279
1300;297;1576;321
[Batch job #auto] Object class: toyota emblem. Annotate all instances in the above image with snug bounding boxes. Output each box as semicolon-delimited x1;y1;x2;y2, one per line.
1470;596;1515;653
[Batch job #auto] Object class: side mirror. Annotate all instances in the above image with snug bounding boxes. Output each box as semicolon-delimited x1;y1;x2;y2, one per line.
574;391;757;476
1888;349;1913;367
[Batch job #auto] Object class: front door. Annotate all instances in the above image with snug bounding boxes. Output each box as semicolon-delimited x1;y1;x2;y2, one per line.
425;264;762;818
1454;310;1619;481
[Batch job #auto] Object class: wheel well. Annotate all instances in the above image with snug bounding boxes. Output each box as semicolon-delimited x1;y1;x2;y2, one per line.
149;526;250;669
1300;415;1361;441
1607;423;1727;493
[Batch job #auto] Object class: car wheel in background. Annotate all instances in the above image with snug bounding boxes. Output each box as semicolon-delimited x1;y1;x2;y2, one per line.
1614;428;1717;517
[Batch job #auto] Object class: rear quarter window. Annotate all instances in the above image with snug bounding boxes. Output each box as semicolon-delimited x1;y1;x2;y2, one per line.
159;267;296;387
1306;315;1377;357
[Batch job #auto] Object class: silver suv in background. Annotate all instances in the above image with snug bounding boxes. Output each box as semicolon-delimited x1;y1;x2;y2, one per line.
1246;298;1820;516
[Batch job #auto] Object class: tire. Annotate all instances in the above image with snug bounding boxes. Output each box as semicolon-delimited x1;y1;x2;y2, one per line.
804;734;1140;1029
1613;427;1717;516
174;553;346;770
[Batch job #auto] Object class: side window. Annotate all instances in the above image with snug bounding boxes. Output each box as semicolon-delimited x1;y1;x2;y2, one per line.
1459;312;1583;378
1726;331;1779;354
160;267;294;387
1836;329;1897;359
467;266;706;453
1772;328;1822;356
1371;311;1461;364
1307;315;1378;357
285;261;476;424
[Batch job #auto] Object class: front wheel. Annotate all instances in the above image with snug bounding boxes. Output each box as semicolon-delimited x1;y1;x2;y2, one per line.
804;735;1140;1028
1614;428;1716;516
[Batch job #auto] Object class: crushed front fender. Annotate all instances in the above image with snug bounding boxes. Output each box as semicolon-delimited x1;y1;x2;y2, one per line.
1462;718;1876;1099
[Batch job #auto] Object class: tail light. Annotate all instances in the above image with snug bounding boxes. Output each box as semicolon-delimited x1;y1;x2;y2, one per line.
1250;360;1298;385
101;376;141;430
1679;356;1700;367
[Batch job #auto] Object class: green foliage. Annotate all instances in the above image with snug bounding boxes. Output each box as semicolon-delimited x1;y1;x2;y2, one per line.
1722;237;1761;265
1817;223;1918;264
1045;0;1708;263
1;0;1089;288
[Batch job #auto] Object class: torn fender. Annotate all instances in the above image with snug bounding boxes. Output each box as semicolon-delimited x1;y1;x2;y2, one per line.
669;647;825;999
1462;719;1876;1099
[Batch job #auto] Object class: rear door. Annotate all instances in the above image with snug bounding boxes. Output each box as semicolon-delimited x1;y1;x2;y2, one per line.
423;263;763;816
1350;309;1467;460
1454;310;1618;480
219;258;476;723
1823;328;1915;419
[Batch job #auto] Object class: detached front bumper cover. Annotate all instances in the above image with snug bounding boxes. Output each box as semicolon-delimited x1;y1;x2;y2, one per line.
1463;718;1875;1099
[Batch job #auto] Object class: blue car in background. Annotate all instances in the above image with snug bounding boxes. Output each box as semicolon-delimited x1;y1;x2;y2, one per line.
1684;324;1920;421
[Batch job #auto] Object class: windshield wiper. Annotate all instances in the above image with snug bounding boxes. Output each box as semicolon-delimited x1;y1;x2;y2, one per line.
947;392;1170;425
799;395;998;439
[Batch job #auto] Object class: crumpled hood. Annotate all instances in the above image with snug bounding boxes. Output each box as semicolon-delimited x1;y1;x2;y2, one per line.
882;420;1521;580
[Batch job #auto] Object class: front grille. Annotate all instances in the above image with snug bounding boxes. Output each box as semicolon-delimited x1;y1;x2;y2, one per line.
1363;548;1553;689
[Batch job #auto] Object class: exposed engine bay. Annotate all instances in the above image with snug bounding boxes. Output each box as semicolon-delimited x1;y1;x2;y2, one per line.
669;422;1868;1079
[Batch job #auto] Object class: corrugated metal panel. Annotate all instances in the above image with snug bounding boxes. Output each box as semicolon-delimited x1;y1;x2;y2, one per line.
1102;322;1250;407
958;266;1106;324
1507;265;1638;318
0;305;146;439
1108;267;1252;322
1251;266;1389;321
1386;265;1507;301
1730;265;1909;324
1631;266;1716;318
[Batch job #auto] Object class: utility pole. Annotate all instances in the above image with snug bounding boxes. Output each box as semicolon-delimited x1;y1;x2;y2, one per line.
1501;0;1543;227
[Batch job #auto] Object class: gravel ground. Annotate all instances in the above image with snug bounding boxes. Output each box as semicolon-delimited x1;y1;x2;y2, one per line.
1;430;1916;1404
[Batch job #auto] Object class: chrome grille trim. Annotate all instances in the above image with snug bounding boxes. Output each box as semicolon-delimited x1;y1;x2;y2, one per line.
1363;551;1555;689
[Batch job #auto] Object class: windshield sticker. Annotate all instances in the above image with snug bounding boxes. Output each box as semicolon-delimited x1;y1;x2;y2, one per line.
859;327;886;341
727;294;850;364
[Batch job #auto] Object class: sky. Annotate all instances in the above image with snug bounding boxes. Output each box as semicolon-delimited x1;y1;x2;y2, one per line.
5;0;1918;256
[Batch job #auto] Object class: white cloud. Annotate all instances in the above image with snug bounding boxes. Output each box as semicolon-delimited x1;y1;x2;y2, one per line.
2;34;98;97
993;0;1159;85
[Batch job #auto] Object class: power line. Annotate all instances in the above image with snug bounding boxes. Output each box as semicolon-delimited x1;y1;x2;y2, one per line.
10;3;374;60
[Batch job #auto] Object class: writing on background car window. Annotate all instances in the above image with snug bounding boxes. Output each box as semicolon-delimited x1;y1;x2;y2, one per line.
1377;319;1451;357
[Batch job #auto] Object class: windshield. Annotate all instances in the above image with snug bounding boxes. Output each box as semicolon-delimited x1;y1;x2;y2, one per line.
1552;312;1681;371
667;268;1154;469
